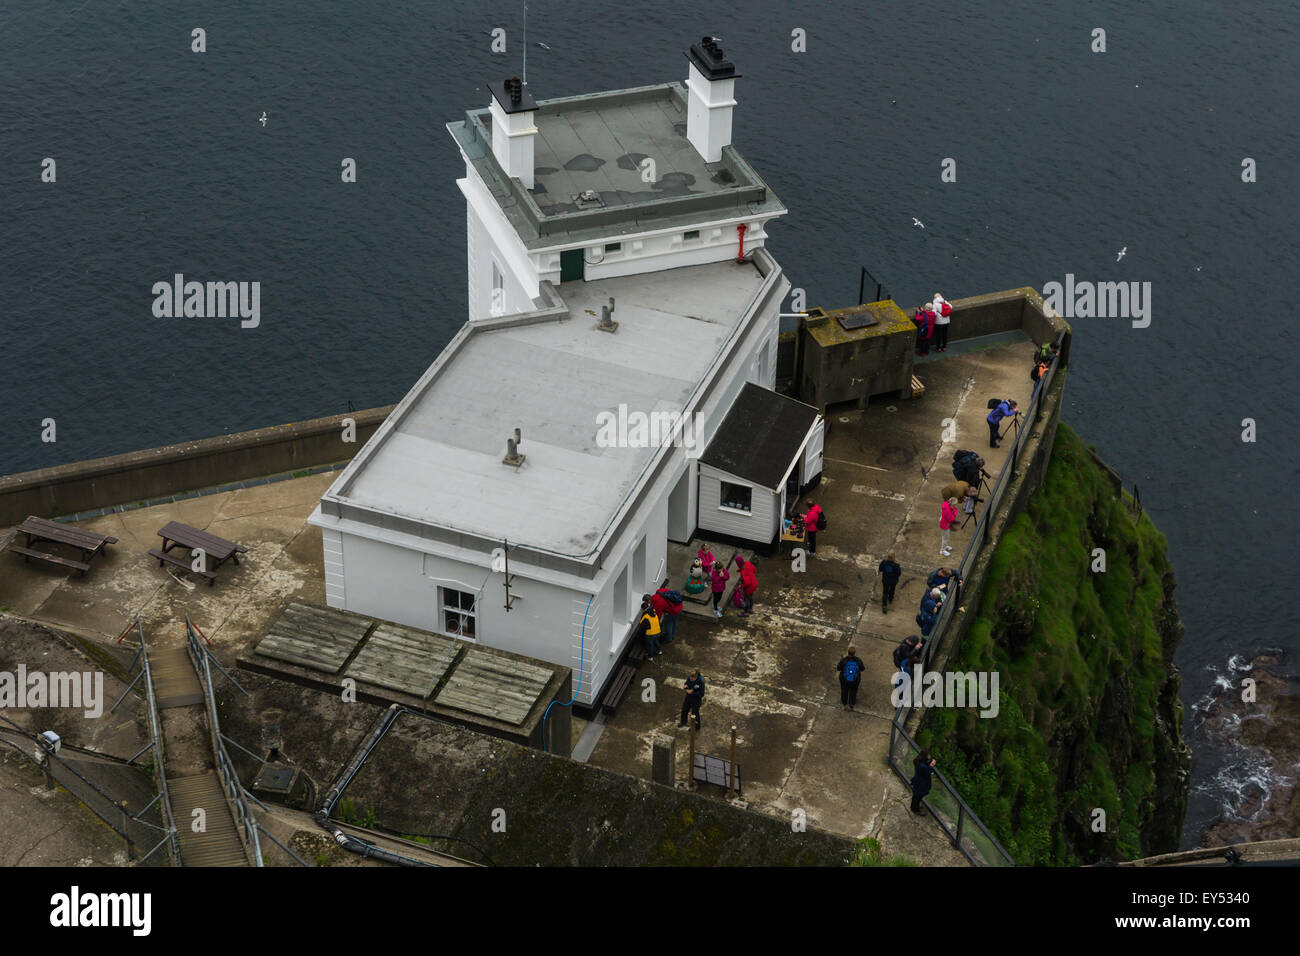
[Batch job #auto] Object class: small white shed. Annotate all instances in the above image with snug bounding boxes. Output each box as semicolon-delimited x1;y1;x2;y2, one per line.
696;383;824;548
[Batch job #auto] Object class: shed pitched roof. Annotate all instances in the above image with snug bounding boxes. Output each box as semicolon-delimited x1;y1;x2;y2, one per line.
699;383;819;490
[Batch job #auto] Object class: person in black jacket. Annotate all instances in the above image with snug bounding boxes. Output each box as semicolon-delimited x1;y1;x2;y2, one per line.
679;670;705;730
878;550;902;612
911;749;937;813
836;646;865;711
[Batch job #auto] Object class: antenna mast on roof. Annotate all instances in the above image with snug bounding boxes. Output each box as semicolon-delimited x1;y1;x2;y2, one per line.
522;3;528;86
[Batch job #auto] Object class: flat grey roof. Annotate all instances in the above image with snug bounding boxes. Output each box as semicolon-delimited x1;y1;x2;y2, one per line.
447;83;786;249
337;260;768;555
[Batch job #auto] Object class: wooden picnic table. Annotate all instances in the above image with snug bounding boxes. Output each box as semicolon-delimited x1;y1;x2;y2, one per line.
149;522;248;586
4;515;118;575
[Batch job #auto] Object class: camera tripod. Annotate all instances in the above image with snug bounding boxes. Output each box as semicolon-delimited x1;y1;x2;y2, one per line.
998;411;1022;442
960;470;992;528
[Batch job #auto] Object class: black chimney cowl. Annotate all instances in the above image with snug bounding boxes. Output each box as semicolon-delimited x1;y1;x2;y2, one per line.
686;36;740;81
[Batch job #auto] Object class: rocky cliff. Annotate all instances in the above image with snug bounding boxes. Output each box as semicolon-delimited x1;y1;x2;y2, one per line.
919;424;1191;865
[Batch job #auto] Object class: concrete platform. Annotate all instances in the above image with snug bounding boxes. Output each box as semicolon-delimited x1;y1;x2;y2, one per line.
585;340;1038;866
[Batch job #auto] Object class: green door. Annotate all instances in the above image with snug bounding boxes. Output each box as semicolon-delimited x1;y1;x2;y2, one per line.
560;248;585;282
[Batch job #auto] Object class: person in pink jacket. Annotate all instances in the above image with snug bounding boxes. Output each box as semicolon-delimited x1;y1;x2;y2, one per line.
709;563;730;618
939;497;959;556
697;545;715;575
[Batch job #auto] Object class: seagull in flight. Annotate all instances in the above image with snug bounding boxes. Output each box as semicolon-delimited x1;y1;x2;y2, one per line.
259;112;267;127
1116;246;1126;262
912;218;925;229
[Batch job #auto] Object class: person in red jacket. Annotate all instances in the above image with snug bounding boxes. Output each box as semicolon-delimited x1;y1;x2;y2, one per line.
652;578;684;644
914;304;936;356
733;554;758;617
803;499;824;555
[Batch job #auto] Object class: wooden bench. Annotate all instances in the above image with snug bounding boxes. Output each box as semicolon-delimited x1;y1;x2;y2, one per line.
8;543;91;574
600;664;638;716
154;522;247;584
148;547;218;585
3;515;116;576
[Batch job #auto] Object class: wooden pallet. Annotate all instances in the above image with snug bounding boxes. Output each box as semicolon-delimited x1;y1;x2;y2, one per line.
910;374;926;398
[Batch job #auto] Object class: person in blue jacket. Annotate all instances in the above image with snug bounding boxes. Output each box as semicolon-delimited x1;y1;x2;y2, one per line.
927;566;962;599
916;587;944;636
911;750;937;813
986;399;1017;448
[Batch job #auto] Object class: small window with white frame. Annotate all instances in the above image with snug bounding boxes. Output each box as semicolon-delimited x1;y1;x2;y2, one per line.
683;229;700;241
719;481;752;513
605;241;622;253
440;587;477;639
490;261;505;316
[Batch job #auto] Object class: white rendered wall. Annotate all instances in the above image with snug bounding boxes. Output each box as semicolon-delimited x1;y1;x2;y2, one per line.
489;100;537;189
534;217;776;286
459;164;539;319
685;64;735;163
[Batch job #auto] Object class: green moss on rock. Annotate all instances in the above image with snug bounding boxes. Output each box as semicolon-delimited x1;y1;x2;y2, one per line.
920;424;1190;865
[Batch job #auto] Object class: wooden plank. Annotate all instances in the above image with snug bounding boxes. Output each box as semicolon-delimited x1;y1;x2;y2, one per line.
8;544;91;572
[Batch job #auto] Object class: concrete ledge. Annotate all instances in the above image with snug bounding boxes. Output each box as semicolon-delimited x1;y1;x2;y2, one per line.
0;406;394;525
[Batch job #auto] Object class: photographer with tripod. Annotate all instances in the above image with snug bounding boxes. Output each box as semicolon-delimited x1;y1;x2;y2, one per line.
986;398;1018;449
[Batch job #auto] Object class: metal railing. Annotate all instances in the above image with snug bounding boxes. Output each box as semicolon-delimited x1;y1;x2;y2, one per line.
885;329;1067;864
185;616;262;867
132;619;181;866
887;720;1015;866
0;713;174;865
858;265;890;304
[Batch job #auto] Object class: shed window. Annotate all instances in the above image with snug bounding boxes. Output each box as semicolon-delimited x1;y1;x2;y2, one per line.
605;241;622;253
683;229;700;241
720;481;752;513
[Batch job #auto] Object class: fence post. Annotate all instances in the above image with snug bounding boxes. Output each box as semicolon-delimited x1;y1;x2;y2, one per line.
955;803;965;852
728;726;737;796
687;724;697;790
119;801;136;861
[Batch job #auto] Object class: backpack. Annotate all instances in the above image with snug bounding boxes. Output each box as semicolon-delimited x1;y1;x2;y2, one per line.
660;589;684;607
892;640;914;668
843;658;860;682
986;398;1003;410
816;511;827;531
939;301;952;317
732;587;746;608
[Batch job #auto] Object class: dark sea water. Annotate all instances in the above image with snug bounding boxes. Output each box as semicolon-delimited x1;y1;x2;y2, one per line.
2;0;1297;849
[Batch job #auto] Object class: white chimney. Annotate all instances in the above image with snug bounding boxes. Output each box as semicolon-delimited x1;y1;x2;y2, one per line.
685;36;740;163
489;77;538;189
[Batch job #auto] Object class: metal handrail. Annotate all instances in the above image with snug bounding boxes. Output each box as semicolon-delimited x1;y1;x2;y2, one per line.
186;617;263;867
136;619;181;866
888;719;1015;866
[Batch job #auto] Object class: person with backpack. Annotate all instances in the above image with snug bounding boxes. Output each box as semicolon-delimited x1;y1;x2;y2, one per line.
836;646;865;711
709;562;730;618
679;670;705;730
986;398;1017;448
939;496;960;556
878;550;902;612
803;499;825;555
652;579;685;644
952;449;985;487
914;302;936;355
911;750;937;813
931;294;953;351
734;554;758;617
635;597;662;659
917;587;944;636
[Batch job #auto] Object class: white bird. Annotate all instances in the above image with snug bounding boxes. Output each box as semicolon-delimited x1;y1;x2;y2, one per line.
259;112;267;127
1116;246;1126;261
535;41;551;50
912;218;925;229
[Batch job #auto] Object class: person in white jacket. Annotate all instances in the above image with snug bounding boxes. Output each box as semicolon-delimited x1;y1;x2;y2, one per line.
932;293;952;351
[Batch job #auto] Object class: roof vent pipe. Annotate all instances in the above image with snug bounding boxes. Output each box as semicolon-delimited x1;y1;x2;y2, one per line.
597;304;619;333
504;435;526;467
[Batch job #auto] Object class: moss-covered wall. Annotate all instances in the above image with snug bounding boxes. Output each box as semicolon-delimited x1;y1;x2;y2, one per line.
917;424;1190;865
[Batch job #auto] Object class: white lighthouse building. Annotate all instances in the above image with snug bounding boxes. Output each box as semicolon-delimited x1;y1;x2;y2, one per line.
310;37;824;705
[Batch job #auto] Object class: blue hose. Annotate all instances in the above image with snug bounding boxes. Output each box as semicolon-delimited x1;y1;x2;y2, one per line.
542;594;592;752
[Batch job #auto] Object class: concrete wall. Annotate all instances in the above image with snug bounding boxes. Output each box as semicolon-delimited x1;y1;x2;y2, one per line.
799;322;915;411
0;406;393;527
